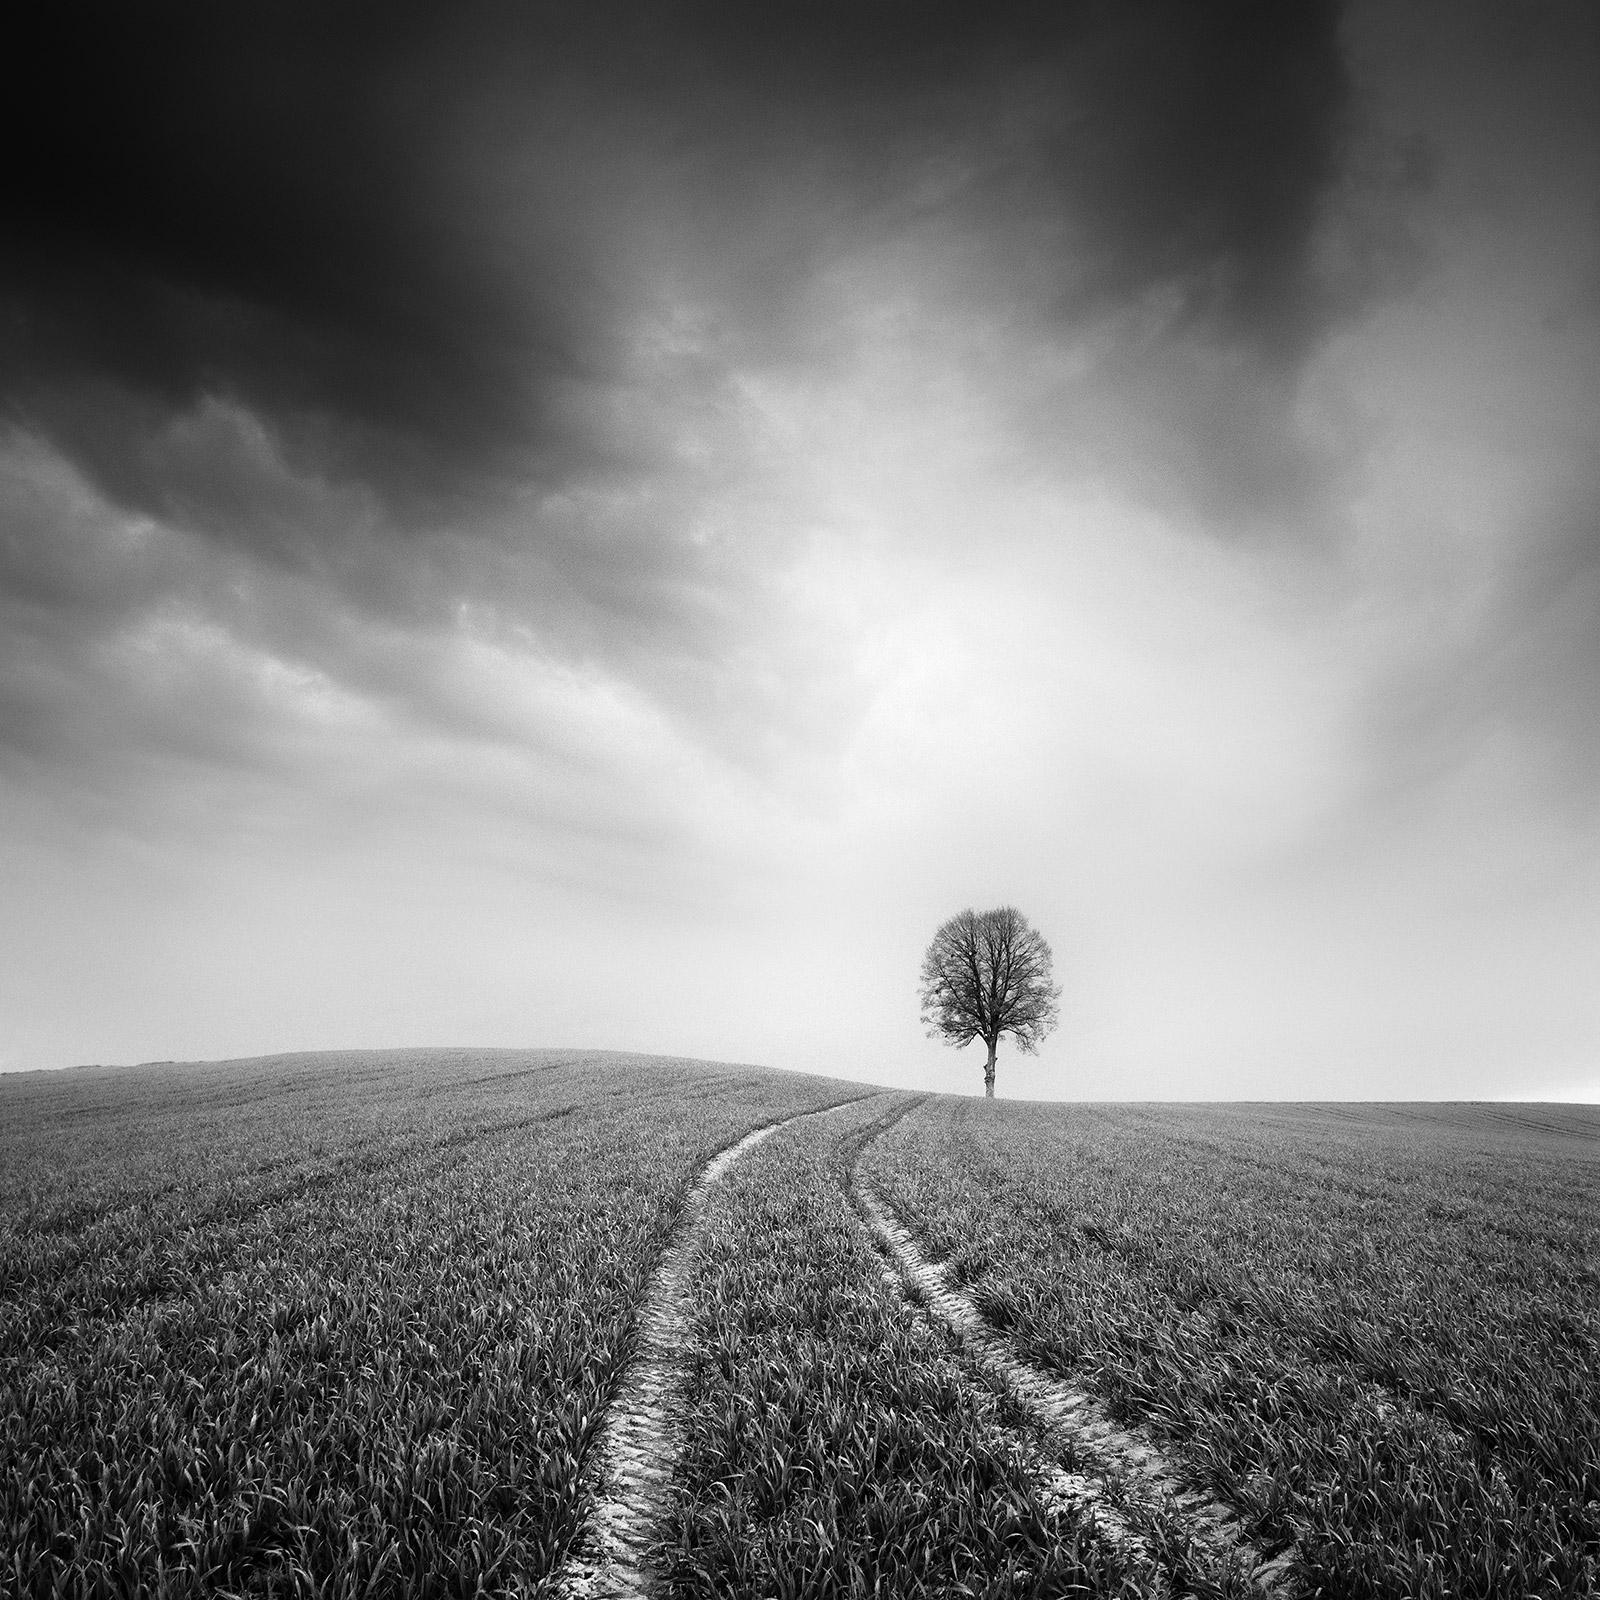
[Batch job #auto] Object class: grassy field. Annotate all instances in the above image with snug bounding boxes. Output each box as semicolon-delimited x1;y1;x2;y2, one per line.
1;1050;859;1596
3;1053;1596;1597
664;1096;1151;1598
863;1100;1600;1598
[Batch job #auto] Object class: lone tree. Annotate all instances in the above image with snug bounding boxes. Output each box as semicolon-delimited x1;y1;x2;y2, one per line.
919;906;1060;1098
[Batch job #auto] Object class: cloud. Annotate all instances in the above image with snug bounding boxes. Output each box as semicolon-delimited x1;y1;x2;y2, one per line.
4;2;1597;1094
5;2;1352;518
0;0;1367;847
1320;0;1600;814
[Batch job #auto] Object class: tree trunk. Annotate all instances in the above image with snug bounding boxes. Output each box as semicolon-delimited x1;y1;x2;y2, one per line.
984;1038;997;1098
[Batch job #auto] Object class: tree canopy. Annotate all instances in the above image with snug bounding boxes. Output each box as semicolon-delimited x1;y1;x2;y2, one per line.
918;906;1060;1097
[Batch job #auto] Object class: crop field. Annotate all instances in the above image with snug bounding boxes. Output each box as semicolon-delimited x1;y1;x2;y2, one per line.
4;1053;1596;1599
862;1100;1600;1599
0;1050;860;1596
664;1096;1151;1598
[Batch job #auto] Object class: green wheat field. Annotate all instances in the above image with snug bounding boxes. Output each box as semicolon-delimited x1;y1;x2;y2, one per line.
3;1050;1596;1598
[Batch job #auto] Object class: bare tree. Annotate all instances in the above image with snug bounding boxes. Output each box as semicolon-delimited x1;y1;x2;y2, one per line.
918;906;1060;1098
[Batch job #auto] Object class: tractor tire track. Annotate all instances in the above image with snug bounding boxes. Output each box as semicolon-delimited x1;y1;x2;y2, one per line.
556;1098;870;1599
852;1177;1301;1595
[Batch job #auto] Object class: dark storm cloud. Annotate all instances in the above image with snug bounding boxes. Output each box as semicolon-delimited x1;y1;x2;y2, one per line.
3;4;603;524
992;3;1348;360
4;2;1350;541
0;0;1366;841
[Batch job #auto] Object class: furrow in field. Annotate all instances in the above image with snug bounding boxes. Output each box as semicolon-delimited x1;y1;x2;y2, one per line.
557;1102;859;1600
853;1181;1300;1595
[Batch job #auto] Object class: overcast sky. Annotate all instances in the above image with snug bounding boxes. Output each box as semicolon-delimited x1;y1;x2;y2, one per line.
3;2;1597;1098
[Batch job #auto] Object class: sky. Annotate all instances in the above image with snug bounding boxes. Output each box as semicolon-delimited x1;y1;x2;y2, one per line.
3;2;1597;1099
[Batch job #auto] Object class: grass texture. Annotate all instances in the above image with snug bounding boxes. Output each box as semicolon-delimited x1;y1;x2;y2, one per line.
6;1053;1595;1598
862;1099;1600;1600
1;1049;854;1597
663;1096;1155;1599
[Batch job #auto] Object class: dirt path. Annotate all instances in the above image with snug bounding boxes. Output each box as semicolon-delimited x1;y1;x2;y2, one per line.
853;1178;1300;1595
555;1100;868;1599
556;1097;1298;1596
